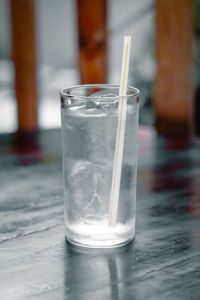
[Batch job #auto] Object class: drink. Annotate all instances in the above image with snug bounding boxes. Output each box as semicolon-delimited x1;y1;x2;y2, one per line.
60;85;139;247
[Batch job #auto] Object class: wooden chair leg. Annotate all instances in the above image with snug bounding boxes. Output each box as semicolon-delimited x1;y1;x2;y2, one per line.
154;0;194;139
9;0;38;131
76;0;107;84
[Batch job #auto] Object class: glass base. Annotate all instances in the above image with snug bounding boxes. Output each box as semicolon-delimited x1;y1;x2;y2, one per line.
65;224;135;248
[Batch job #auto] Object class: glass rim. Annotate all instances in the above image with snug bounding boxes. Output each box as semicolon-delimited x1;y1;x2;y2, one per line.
60;84;140;101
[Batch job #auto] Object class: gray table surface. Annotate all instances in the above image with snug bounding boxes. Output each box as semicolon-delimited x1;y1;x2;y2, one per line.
0;127;200;300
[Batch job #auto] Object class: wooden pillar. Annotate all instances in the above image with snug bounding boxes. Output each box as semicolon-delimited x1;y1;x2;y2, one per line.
76;0;107;84
9;0;38;131
154;0;194;138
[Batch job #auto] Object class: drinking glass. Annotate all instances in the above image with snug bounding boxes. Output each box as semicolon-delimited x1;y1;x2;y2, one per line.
60;84;140;248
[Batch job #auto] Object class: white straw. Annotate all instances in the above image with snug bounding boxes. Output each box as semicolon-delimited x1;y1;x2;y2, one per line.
108;36;132;227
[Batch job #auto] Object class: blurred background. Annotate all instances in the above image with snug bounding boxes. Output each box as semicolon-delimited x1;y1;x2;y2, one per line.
0;0;199;138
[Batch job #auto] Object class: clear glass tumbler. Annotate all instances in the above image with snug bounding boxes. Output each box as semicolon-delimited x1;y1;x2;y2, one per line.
60;84;140;248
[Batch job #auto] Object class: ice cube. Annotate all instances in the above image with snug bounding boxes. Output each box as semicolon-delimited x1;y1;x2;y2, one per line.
86;100;100;110
65;159;113;224
84;192;105;222
88;90;118;111
66;161;106;221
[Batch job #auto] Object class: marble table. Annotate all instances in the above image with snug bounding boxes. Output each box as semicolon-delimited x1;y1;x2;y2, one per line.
0;127;200;300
